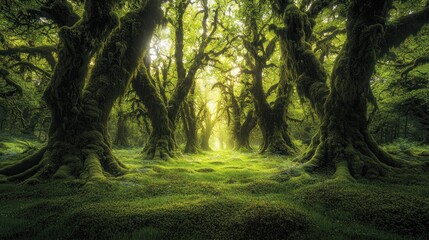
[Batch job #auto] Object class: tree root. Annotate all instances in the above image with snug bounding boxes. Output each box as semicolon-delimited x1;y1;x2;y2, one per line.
142;135;175;160
260;132;297;155
0;143;126;184
298;135;415;180
0;147;47;176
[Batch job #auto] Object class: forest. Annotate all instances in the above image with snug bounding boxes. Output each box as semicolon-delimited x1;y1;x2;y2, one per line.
0;0;429;239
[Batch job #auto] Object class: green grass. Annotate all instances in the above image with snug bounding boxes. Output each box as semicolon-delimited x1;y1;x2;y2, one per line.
0;136;428;239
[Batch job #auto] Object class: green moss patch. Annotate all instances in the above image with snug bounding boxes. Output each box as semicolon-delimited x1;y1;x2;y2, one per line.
300;182;429;237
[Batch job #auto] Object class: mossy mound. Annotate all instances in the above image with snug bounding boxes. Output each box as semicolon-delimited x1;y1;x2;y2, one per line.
55;197;312;240
300;182;429;237
231;203;312;240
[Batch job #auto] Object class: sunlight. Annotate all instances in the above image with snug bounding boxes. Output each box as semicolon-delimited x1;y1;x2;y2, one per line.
231;67;240;77
207;100;217;114
149;28;172;61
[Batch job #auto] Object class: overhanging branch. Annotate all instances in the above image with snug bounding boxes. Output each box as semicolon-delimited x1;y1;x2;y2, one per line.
381;5;429;56
0;46;57;69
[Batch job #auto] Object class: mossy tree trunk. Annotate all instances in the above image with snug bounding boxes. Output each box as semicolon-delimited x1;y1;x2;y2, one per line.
272;5;329;118
167;0;212;126
114;108;129;147
243;7;296;155
234;109;257;151
181;85;199;153
133;67;175;160
307;0;396;177
275;0;429;178
250;61;295;154
270;0;429;178
270;3;329;160
0;0;163;182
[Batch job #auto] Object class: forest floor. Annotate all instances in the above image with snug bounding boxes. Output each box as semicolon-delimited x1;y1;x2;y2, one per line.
0;135;429;240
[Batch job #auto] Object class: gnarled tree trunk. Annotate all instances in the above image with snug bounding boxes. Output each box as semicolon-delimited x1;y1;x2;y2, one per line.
243;3;296;155
271;3;329;160
251;61;296;155
133;67;175;160
0;0;162;182
134;0;217;159
294;0;411;178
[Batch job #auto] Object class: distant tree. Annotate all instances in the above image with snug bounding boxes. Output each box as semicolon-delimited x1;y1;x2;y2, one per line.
133;0;231;158
241;0;296;154
213;79;257;151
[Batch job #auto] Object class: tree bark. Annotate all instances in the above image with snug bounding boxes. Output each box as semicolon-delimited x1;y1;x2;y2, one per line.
134;0;216;158
271;3;329;160
271;1;429;178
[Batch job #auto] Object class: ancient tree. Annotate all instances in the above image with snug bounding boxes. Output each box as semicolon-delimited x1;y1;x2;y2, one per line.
0;0;163;182
242;0;296;154
271;0;429;178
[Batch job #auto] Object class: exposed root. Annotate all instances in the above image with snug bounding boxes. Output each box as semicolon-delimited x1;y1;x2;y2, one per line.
0;147;47;176
260;132;296;155
300;135;411;180
0;142;126;184
184;145;202;154
269;138;296;155
142;135;175;160
295;133;320;163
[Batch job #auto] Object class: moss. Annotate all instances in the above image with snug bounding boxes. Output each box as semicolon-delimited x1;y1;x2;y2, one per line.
240;180;284;195
420;151;429;157
1;141;428;239
61;197;238;240
232;203;312;240
300;182;429;237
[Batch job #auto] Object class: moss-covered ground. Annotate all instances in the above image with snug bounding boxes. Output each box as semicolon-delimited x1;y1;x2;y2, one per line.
0;135;428;240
